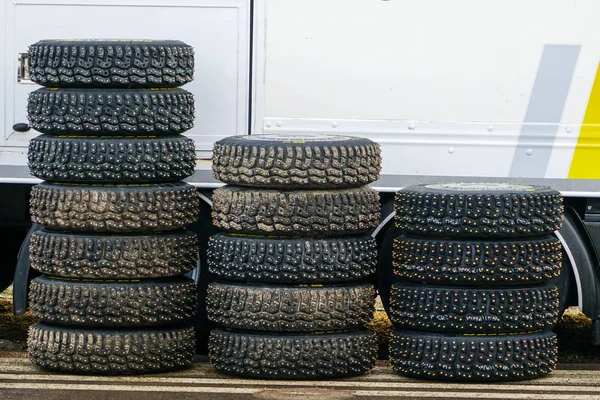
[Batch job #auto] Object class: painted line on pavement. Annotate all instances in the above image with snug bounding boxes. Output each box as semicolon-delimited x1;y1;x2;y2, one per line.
0;373;599;392
0;382;597;399
0;382;260;394
354;390;600;399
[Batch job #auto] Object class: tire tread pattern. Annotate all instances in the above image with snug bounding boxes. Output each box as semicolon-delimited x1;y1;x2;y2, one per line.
30;182;199;233
29;229;198;279
208;329;377;379
29;277;197;327
28;135;196;183
392;236;563;285
212;140;381;188
207;282;375;332
28;40;194;88
389;284;560;333
389;330;557;382
207;234;377;283
394;188;563;237
28;88;194;135
28;323;195;374
212;186;380;236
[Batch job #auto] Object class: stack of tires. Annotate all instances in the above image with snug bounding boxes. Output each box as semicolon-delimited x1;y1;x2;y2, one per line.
24;39;200;374
388;183;564;382
206;134;382;379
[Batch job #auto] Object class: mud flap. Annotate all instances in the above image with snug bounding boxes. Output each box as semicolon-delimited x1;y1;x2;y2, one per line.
594;320;600;346
13;223;43;316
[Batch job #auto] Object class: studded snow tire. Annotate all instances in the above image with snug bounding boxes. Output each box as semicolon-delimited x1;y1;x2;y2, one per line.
206;282;375;332
389;283;560;333
30;182;199;233
28;323;195;375
28;88;194;136
207;234;377;283
394;183;563;238
389;330;557;382
212;134;381;189
28;134;196;183
212;186;380;236
29;276;197;328
392;236;562;286
29;229;198;279
28;40;194;88
209;329;377;379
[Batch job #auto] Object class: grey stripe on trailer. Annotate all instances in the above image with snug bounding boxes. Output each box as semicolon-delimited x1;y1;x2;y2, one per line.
509;44;580;178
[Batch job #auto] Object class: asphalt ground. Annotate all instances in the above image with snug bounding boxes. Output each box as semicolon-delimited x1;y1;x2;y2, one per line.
2;288;600;398
0;356;599;400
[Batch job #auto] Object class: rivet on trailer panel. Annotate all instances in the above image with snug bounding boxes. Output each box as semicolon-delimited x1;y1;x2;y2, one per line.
487;125;494;132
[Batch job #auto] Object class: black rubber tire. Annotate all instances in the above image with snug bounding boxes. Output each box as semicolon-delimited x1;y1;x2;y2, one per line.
207;234;377;283
28;134;196;183
389;330;557;382
206;282;375;332
392;236;563;286
394;183;563;238
29;229;198;279
28;40;194;88
212;134;381;189
28;323;195;374
30;182;199;233
209;329;377;379
28;88;194;136
389;283;559;333
29;276;197;327
212;186;380;236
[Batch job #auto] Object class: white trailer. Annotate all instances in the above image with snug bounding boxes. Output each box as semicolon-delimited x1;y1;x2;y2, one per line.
1;0;600;339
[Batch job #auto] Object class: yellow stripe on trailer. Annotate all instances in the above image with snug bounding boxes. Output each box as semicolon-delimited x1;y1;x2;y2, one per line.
569;63;600;179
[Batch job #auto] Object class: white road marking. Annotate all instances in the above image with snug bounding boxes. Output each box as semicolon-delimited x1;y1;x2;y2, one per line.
0;365;38;372
0;358;598;398
0;382;260;394
0;373;599;392
354;391;600;399
0;382;597;399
